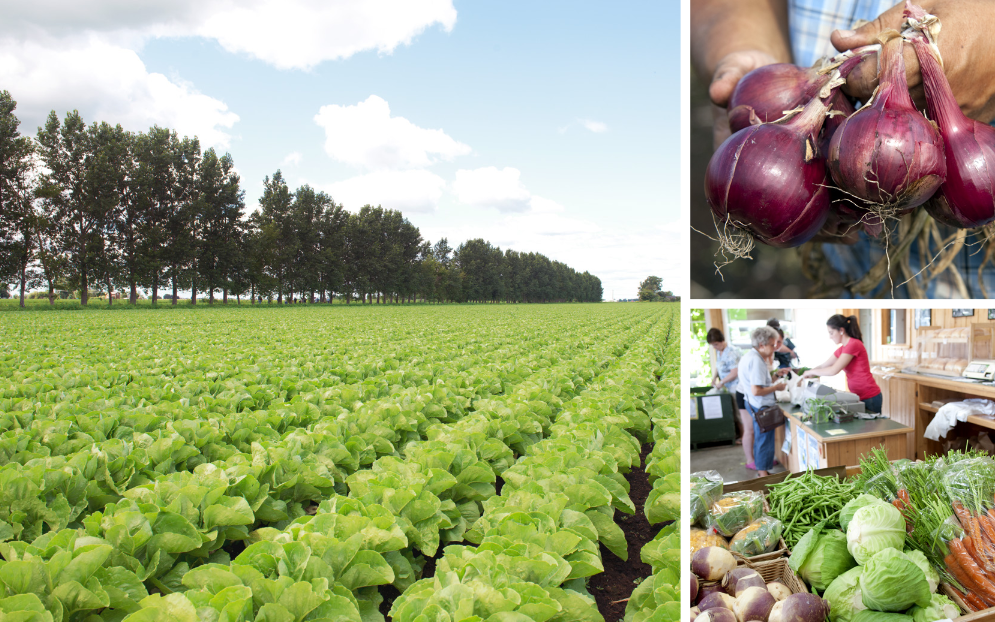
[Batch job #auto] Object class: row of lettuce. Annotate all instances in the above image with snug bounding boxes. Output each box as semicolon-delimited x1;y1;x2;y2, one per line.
0;304;678;621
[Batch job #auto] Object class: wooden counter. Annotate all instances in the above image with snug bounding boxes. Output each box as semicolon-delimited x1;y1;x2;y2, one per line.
783;407;913;472
872;367;995;460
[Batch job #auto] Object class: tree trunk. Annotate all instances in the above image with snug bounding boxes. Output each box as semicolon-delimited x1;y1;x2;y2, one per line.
223;289;228;304
209;281;214;304
130;278;137;305
48;283;54;306
107;276;112;307
152;272;158;306
171;273;178;305
191;278;198;305
250;283;255;304
18;264;26;308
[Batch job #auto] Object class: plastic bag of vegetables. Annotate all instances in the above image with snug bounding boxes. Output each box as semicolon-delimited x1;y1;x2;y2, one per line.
788;521;858;592
691;527;729;555
706;491;765;538
730;516;783;557
691;471;724;525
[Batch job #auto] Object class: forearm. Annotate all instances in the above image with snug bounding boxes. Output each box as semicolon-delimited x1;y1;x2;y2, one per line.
690;0;792;78
751;384;779;397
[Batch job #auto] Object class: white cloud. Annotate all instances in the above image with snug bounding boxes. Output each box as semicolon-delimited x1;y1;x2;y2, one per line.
282;151;302;166
319;169;446;214
452;166;532;213
579;118;607;133
0;35;238;148
3;0;457;71
315;95;470;170
194;0;458;71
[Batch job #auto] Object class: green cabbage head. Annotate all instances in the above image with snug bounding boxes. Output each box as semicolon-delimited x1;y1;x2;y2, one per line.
839;495;886;532
791;528;857;592
909;594;960;622
824;566;866;622
860;549;931;612
903;549;939;593
846;503;906;564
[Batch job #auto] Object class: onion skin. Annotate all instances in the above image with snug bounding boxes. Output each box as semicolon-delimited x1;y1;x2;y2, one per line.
692;547;739;581
734;586;777;622
729;64;822;131
827;33;945;213
780;593;830;622
820;90;856;157
910;30;995;228
723;568;766;596
706;95;832;248
698;608;740;622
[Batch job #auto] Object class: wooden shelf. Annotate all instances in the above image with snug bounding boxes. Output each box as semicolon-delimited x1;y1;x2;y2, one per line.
919;402;939;413
966;415;995;431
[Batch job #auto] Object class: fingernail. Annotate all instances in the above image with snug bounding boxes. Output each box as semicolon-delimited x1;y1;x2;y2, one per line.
837;29;856;38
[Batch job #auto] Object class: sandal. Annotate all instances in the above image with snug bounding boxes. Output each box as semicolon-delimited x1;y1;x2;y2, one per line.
745;461;757;470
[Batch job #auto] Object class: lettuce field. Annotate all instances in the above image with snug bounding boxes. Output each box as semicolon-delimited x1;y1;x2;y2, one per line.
0;302;680;622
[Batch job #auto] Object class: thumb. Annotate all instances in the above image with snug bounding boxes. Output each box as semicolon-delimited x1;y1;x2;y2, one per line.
831;4;905;100
709;62;748;108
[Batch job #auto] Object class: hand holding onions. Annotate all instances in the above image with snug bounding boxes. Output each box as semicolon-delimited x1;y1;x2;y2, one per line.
702;1;995;264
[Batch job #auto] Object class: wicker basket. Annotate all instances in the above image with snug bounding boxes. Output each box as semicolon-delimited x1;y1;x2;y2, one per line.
734;536;789;563
739;557;807;594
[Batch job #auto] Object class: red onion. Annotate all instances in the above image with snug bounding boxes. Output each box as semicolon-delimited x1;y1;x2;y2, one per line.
820;90;856;156
827;32;945;214
729;64;824;132
908;19;995;228
706;82;838;252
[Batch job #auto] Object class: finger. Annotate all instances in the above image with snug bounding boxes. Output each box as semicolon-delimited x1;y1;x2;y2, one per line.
831;2;905;52
709;62;748;108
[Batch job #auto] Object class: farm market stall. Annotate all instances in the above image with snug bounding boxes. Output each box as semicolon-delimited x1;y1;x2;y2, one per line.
0;302;680;622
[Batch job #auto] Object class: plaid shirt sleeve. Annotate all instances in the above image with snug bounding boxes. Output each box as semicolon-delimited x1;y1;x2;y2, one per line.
788;0;896;67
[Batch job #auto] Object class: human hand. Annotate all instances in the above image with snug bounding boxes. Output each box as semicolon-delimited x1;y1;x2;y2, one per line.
773;382;787;391
832;0;995;122
708;50;781;148
801;370;815;379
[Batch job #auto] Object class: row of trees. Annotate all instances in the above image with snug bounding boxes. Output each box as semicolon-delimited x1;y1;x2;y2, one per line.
0;92;603;306
638;276;678;302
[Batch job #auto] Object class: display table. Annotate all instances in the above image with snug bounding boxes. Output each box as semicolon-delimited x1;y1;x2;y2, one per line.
783;406;914;472
872;368;995;460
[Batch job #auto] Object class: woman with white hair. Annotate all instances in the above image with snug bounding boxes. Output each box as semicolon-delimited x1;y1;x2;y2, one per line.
738;325;786;477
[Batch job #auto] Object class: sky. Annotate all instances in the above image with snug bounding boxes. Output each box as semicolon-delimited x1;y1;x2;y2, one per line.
1;0;680;300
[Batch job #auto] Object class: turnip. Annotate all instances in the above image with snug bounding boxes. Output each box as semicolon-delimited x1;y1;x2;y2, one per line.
769;601;785;622
767;582;791;601
780;593;830;622
692;573;700;603
734;586;777;622
724;567;766;596
692;546;738;581
699;592;737;613
697;609;739;622
690;607;702;622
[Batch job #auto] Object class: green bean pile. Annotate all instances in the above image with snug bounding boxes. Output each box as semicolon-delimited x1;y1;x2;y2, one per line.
766;469;858;547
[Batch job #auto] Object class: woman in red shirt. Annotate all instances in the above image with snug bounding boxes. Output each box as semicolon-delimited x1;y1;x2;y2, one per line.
801;315;883;413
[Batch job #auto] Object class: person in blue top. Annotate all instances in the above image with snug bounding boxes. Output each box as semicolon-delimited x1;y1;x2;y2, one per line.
691;1;995;298
739;326;787;477
767;318;799;369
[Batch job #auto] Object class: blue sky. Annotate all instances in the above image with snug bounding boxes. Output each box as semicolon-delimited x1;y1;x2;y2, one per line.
2;0;680;299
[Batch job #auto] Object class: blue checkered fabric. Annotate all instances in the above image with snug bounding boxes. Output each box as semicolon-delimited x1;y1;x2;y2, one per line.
788;0;895;67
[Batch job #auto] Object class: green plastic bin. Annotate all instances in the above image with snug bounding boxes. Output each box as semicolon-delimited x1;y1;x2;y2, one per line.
690;386;737;449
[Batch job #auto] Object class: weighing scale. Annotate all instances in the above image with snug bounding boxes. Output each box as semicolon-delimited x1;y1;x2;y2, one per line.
963;360;995;382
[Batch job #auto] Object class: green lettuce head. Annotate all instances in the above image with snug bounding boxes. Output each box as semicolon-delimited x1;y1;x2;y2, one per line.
903;549;939;593
859;549;931;612
789;524;857;592
909;594;960;622
846;503;906;564
824;566;866;622
840;495;886;532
